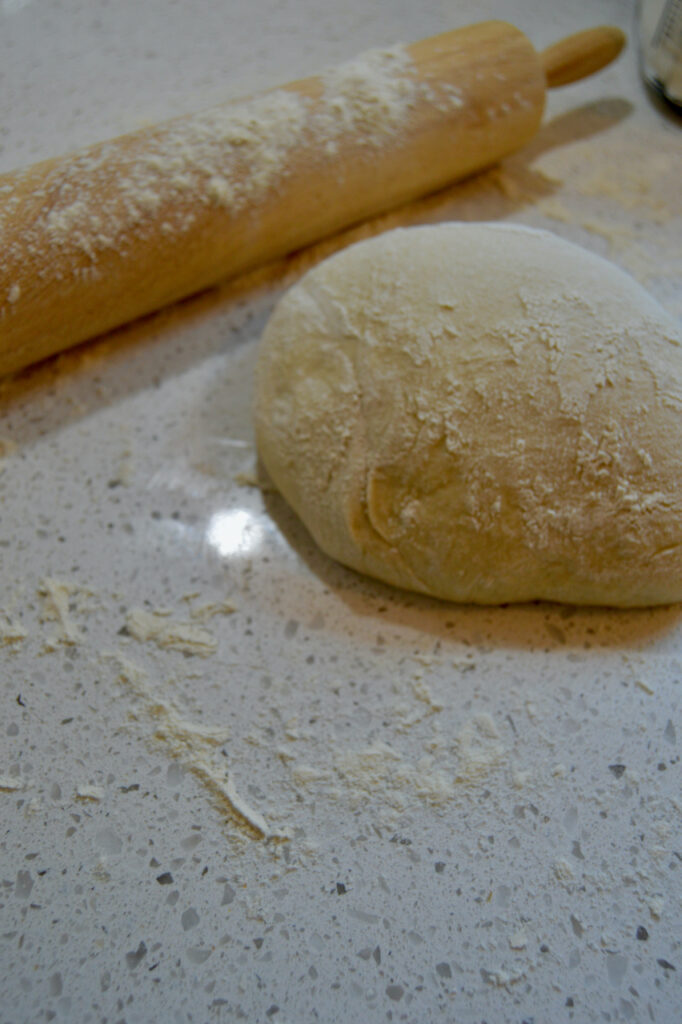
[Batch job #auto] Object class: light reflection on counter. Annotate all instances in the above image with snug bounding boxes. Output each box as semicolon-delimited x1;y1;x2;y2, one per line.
205;508;266;558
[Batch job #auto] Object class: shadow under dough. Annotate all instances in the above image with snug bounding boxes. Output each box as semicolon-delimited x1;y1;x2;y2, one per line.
259;464;682;654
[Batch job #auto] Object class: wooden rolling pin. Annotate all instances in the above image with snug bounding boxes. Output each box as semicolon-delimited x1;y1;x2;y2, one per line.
0;21;625;377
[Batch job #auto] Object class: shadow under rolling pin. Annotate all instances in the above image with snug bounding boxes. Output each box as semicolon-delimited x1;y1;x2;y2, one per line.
0;21;625;378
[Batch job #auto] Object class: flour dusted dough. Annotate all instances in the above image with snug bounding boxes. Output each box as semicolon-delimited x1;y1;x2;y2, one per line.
255;224;682;606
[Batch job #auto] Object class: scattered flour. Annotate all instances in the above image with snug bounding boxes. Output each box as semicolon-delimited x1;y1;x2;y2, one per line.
454;714;505;782
394;679;444;731
508;928;528;950
511;766;532;789
290;762;334;787
291;740;455;815
75;785;105;801
554;857;576;884
0;612;27;647
286;706;509;820
151;697;232;754
222;776;271;838
92;858;112;883
125;608;218;657
411;679;444;711
39;577;93;645
114;654;281;840
481;967;526;987
0;776;25;792
334;741;405;811
635;678;655;695
187;600;235;622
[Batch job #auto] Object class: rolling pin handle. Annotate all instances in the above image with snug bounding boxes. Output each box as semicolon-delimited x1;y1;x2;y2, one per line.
541;25;626;88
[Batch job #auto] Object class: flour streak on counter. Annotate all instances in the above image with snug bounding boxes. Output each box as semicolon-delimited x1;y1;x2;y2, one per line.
0;611;27;647
38;577;96;647
124;608;219;657
113;653;282;840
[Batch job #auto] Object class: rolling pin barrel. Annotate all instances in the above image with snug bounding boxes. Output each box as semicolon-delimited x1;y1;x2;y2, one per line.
0;21;624;377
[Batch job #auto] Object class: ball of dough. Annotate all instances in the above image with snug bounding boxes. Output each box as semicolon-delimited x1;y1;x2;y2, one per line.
255;223;682;606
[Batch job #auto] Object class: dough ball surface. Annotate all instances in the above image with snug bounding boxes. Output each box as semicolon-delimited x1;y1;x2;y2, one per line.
255;223;682;606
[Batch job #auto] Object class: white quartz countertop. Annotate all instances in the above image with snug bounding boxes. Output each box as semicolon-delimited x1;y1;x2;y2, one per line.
0;1;680;1022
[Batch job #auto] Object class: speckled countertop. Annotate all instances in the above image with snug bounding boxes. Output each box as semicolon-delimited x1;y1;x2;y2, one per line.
0;1;680;1022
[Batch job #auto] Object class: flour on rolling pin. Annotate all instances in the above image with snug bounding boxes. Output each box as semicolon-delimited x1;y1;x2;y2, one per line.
0;22;624;376
0;48;440;280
